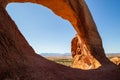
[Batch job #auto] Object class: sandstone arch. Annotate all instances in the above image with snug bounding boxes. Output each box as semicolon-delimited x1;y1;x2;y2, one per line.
0;0;120;80
5;0;114;66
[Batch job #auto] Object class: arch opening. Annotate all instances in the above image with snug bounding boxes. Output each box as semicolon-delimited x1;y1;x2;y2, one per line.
6;3;76;54
6;3;76;67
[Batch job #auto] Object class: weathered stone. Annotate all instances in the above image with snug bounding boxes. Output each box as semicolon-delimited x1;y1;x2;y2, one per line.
0;0;119;80
110;57;120;65
71;34;101;69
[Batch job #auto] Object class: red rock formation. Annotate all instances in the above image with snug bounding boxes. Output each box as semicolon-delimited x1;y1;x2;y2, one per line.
110;57;120;65
0;0;120;80
71;34;101;69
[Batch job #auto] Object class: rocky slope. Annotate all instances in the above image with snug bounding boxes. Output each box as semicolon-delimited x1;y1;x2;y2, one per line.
0;0;120;80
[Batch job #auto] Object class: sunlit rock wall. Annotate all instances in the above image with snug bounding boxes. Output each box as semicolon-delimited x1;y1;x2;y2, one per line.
71;34;101;69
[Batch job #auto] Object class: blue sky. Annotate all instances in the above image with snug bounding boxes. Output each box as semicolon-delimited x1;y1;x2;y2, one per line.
6;0;120;54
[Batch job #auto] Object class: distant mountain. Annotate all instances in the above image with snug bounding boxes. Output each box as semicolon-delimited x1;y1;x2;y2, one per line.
106;53;120;57
40;53;120;57
40;53;71;57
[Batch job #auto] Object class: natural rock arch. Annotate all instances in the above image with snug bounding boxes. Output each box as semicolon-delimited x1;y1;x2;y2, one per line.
4;0;113;66
0;0;120;80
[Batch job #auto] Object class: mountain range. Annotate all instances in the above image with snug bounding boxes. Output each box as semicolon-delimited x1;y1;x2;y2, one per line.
40;53;120;57
40;53;71;57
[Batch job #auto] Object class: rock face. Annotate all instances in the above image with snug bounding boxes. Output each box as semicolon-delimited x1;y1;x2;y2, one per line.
71;34;101;69
110;57;120;65
0;0;120;80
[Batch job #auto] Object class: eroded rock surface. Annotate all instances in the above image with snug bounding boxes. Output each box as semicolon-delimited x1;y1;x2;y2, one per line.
110;57;120;65
71;34;101;69
0;0;120;80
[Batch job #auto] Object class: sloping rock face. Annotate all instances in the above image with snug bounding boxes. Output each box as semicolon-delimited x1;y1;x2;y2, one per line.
0;0;120;80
